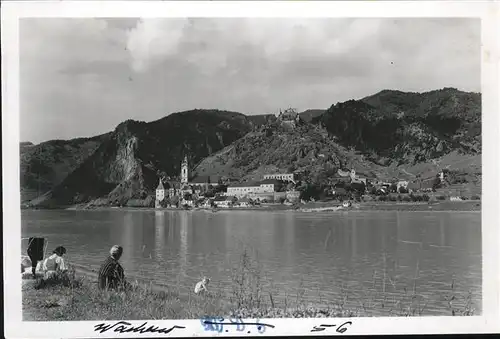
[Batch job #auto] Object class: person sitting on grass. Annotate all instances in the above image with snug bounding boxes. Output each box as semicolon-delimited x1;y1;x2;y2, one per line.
98;245;129;290
41;246;68;279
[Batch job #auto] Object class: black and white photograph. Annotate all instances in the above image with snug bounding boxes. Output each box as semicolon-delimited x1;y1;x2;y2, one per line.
3;1;500;338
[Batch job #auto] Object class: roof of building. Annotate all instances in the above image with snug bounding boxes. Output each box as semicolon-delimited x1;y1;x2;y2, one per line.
190;175;222;184
420;178;436;189
258;178;280;185
156;179;164;190
165;181;180;189
351;178;367;184
407;182;420;190
337;169;352;177
229;181;261;188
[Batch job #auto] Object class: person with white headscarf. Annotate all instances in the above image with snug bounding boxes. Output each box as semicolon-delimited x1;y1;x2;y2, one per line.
42;246;68;279
97;245;127;290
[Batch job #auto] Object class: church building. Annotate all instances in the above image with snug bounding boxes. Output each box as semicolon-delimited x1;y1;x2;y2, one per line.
155;155;223;208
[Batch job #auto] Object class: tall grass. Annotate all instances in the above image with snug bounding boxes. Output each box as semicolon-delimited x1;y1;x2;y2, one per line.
23;249;477;321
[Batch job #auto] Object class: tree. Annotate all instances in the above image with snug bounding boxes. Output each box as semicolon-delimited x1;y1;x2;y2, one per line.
432;176;441;191
160;197;170;208
299;183;322;201
398;186;409;194
205;189;216;198
171;195;180;207
389;183;398;193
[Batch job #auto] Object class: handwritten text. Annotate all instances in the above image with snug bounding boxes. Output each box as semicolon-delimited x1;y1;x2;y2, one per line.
201;317;275;334
311;321;352;333
94;321;185;335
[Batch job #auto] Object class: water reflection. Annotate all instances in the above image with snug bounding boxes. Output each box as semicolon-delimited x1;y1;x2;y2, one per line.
120;212;134;270
179;211;188;279
284;212;295;264
154;211;165;261
439;213;446;247
351;214;357;258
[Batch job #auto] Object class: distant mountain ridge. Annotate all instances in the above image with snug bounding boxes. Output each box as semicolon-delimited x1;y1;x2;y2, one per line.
24;110;272;207
299;109;326;122
21;88;481;207
315;87;480;165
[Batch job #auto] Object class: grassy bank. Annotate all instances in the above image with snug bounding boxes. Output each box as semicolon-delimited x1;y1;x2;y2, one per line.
356;200;481;212
23;249;477;321
298;200;480;212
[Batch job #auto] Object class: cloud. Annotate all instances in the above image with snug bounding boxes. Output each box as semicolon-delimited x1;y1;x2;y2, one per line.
20;18;480;144
126;18;188;72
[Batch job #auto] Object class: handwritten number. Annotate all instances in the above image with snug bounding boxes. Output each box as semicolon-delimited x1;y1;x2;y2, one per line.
201;318;274;333
255;318;266;334
311;326;326;332
310;322;352;334
229;317;245;332
336;321;352;334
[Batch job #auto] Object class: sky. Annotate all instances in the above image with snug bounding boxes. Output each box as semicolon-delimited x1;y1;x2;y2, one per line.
20;18;480;144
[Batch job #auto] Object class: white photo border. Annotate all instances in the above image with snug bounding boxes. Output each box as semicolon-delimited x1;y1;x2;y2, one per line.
2;1;500;338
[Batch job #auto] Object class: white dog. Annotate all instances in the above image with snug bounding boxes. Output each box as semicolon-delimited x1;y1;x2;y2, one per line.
194;277;210;294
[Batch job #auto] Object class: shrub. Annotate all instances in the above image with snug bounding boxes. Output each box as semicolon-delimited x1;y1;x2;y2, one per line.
460;196;469;200
402;195;411;202
436;195;446;201
389;195;397;202
422;194;430;202
397;195;402;201
34;267;82;290
378;195;388;202
471;195;481;200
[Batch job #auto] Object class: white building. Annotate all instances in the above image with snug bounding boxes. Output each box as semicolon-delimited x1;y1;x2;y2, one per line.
397;180;409;190
227;179;278;198
214;199;232;208
263;173;295;182
155;179;165;208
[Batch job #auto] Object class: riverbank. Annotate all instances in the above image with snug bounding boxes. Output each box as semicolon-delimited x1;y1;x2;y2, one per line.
59;200;481;213
23;249;476;321
355;200;481;212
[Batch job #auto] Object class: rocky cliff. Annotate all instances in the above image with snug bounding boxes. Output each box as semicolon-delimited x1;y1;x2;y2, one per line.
27;110;267;207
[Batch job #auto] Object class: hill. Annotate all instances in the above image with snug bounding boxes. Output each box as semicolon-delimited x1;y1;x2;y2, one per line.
193;118;407;184
27;110;265;208
20;135;110;202
299;109;326;122
23;88;481;207
314;87;481;166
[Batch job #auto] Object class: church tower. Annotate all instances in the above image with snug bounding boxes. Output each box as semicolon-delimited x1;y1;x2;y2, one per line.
155;178;165;208
181;155;189;184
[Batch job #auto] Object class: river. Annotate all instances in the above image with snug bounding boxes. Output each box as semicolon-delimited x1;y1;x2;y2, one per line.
21;209;482;316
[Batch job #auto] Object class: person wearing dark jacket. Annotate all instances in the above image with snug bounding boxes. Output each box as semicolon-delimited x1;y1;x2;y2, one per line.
98;245;127;290
27;237;45;278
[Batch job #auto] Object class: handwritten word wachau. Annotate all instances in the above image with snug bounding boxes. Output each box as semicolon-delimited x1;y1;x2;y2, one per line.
94;321;185;335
